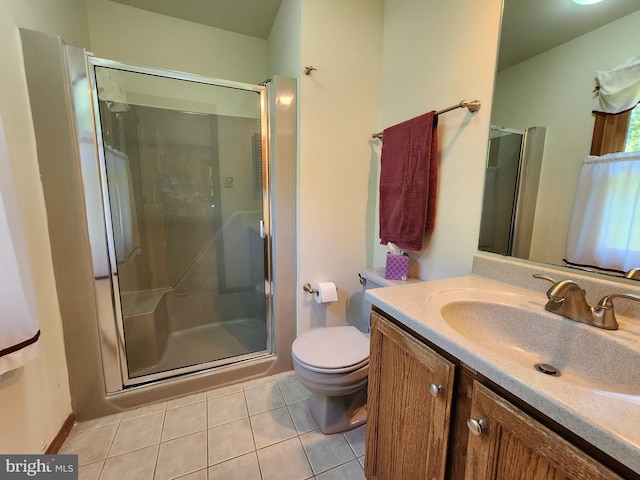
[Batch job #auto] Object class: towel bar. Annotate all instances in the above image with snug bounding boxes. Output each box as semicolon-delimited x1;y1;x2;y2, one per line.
372;100;481;139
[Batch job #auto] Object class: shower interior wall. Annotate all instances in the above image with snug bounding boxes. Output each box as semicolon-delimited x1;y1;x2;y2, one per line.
102;103;265;378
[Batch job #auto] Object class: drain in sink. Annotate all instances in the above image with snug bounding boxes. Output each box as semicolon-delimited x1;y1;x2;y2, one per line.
535;363;560;376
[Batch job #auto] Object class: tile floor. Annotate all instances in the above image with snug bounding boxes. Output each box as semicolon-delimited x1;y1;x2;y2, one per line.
60;371;366;480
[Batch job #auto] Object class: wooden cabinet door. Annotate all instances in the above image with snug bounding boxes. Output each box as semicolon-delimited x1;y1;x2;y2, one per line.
365;312;455;480
464;381;622;480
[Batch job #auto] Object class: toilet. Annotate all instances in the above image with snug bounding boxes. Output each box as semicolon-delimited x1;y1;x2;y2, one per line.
291;270;393;434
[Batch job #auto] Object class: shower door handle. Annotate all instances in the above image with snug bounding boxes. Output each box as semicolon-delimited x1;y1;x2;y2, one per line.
259;220;266;239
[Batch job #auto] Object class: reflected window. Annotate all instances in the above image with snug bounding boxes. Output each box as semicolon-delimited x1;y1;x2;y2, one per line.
625;104;640;152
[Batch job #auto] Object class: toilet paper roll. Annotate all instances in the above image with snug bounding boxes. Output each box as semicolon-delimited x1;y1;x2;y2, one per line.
314;282;338;304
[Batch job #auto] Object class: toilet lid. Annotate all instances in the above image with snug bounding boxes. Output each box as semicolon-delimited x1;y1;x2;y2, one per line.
292;326;369;370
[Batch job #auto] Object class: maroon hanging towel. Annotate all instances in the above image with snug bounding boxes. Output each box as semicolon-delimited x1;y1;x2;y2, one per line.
379;111;438;251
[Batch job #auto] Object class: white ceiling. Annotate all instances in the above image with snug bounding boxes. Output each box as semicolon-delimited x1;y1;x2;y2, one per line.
109;0;639;70
499;0;640;70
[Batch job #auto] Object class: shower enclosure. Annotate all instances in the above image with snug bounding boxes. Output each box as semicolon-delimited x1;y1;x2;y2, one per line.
21;28;295;415
75;57;274;389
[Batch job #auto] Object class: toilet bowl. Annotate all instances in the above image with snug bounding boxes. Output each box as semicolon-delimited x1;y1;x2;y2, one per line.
293;269;416;434
292;325;370;434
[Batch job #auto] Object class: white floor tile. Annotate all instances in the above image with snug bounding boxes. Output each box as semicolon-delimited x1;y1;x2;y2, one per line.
121;402;166;421
155;431;207;480
250;406;297;449
244;383;285;416
257;437;313;480
242;375;276;391
206;383;243;400
207;391;248;428
208;451;261;480
173;469;207;480
208;418;255;465
77;461;103;480
287;399;319;434
316;459;365;480
278;376;313;405
109;412;164;457
61;371;365;480
100;444;158;480
162;402;207;441
59;424;118;466
343;424;367;457
72;413;122;434
167;392;206;410
275;370;296;382
300;429;356;475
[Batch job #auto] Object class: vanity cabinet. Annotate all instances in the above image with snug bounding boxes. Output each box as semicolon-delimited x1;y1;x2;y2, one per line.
465;381;622;480
366;310;627;480
365;311;455;480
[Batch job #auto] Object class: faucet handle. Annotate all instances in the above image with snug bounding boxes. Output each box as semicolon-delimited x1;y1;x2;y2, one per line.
624;268;640;280
592;293;640;330
597;293;640;308
533;274;556;284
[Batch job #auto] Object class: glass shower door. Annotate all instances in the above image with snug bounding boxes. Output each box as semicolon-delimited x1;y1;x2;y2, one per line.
91;62;271;385
478;126;524;256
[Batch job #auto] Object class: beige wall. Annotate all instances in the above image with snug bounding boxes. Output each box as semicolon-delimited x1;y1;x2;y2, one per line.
0;0;90;454
86;0;268;84
297;0;385;332
267;0;301;79
491;10;640;266
373;0;503;280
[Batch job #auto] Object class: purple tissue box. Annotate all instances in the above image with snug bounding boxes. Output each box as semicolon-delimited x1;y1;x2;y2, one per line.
385;252;409;281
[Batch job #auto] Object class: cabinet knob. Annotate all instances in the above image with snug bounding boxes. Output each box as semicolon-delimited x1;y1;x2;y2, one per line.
467;417;488;436
428;383;443;397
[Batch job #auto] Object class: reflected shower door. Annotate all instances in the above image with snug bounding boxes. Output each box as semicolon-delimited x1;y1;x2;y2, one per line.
478;126;524;256
92;63;271;385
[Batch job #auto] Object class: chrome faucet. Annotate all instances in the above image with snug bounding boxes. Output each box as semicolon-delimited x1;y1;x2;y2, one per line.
534;274;640;330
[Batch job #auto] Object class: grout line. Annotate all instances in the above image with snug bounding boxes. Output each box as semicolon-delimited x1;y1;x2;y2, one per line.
104;417;121;461
151;441;161;480
254;446;264;480
298;430;316;478
205;389;210;470
343;429;363;459
96;461;106;479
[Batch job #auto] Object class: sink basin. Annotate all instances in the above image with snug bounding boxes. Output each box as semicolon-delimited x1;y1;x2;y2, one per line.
438;289;640;395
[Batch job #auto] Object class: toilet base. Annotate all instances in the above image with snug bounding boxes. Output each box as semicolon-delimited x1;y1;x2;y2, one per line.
310;384;367;434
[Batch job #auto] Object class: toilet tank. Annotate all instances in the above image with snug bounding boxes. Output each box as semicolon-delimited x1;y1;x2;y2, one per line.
348;268;420;333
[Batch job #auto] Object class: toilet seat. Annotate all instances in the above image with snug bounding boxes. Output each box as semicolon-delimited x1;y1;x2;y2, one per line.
291;326;369;374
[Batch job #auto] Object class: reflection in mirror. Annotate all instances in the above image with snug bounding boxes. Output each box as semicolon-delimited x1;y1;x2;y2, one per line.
479;126;545;259
479;0;640;279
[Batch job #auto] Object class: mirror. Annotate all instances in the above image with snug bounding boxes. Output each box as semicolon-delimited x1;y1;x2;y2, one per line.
479;0;640;277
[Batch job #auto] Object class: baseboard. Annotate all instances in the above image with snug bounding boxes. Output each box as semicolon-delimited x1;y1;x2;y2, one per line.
45;414;75;454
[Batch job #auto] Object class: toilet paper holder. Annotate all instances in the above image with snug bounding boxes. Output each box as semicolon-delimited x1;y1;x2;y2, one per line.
303;283;319;295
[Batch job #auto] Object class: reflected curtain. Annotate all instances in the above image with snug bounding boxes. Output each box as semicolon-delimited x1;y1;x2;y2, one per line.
593;54;640;114
105;146;139;263
0;117;40;375
565;152;640;273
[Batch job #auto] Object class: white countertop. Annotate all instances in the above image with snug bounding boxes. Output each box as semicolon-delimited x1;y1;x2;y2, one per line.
366;273;640;474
